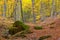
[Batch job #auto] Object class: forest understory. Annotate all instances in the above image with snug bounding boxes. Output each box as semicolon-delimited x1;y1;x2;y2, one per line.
0;16;60;40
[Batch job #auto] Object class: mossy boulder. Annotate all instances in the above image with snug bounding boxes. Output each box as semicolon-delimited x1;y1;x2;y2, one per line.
9;21;30;35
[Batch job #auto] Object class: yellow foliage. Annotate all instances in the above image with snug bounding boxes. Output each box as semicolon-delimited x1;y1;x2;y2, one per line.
0;0;4;5
0;0;60;22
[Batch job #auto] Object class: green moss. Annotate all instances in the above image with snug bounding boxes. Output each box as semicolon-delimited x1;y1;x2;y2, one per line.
39;35;51;40
34;26;43;30
22;25;30;30
13;21;24;27
13;21;30;30
9;21;30;35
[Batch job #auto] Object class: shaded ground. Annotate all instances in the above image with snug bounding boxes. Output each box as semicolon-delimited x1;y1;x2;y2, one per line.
0;17;60;40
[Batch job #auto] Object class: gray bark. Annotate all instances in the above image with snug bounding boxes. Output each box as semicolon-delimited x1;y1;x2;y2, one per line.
40;0;46;21
20;0;24;22
32;0;36;23
15;0;21;21
3;0;6;17
11;0;17;21
51;0;56;17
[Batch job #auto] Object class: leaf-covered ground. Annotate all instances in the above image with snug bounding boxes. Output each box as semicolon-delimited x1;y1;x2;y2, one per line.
0;17;60;40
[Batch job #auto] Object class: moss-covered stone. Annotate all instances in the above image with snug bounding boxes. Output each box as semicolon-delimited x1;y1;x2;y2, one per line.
9;21;30;35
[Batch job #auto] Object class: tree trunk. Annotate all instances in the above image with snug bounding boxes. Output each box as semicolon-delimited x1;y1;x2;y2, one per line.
51;0;56;17
3;0;6;17
32;0;36;23
20;0;24;22
40;0;45;21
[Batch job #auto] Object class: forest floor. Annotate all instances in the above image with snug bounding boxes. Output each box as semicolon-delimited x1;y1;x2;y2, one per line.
0;17;60;40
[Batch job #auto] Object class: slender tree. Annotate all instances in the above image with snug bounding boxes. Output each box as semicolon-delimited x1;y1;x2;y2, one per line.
3;0;6;17
20;0;25;22
15;0;21;21
32;0;36;23
40;0;46;21
51;0;56;17
10;0;23;21
10;0;17;21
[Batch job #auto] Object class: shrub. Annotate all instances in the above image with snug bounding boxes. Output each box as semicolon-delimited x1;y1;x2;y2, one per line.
39;35;51;40
34;26;43;30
